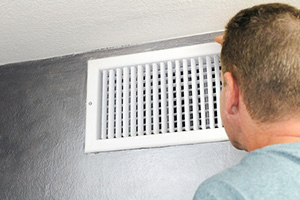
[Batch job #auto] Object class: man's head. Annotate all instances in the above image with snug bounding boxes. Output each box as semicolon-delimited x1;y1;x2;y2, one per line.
222;3;300;123
219;3;300;150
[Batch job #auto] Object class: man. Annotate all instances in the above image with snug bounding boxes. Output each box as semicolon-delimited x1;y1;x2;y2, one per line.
194;3;300;200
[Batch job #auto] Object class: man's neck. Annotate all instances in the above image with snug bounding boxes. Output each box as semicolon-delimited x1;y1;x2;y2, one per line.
245;117;300;152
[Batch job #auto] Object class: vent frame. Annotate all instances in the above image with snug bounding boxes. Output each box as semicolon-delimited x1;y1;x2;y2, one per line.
85;42;228;153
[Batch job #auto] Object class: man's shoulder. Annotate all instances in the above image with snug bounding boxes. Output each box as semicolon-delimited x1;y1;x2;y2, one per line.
193;170;248;200
194;142;300;200
193;152;265;200
213;142;300;183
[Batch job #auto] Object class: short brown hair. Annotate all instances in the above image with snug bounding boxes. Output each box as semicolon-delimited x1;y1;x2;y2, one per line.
221;3;300;123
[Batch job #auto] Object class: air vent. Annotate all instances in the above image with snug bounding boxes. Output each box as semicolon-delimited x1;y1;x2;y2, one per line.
85;43;228;153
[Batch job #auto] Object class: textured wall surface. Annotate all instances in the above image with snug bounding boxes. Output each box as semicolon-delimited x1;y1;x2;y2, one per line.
1;0;300;65
0;32;248;200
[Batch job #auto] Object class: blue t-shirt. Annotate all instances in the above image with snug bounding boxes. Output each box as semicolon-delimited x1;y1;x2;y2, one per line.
194;142;300;200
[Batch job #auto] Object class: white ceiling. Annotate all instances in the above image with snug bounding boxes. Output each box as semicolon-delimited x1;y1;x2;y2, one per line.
1;0;299;65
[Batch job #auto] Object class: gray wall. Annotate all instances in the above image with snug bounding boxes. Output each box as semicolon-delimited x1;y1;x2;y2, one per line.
0;32;247;200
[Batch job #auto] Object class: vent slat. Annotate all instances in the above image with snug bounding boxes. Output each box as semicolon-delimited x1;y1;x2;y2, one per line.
130;67;137;137
160;62;167;134
167;61;175;133
116;69;122;138
145;64;151;135
101;70;108;139
183;59;190;131
153;63;159;135
206;56;214;128
108;70;115;139
198;57;206;130
175;60;182;132
138;65;144;136
191;58;199;131
123;68;130;137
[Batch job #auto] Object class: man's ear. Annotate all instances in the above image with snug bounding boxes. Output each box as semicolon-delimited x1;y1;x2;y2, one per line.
223;72;239;114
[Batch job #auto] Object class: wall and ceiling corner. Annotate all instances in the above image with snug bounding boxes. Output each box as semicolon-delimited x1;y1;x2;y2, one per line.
1;0;299;65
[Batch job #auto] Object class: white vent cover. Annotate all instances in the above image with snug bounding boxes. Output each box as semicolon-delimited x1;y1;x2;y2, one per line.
85;42;228;153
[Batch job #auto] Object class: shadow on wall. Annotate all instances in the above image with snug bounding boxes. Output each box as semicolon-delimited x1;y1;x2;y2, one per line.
0;32;248;200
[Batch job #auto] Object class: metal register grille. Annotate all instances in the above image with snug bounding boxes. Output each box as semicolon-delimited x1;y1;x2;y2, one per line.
85;43;228;153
